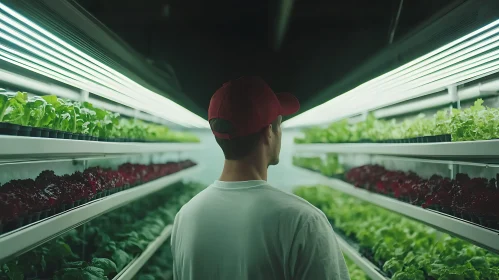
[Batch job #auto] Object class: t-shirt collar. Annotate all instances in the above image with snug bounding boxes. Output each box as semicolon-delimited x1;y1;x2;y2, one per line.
212;180;267;189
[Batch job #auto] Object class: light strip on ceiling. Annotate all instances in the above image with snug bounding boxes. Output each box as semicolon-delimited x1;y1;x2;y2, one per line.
0;12;141;93
0;68;80;100
0;7;182;106
0;67;177;125
373;78;499;119
0;3;208;128
284;19;499;128
0;7;173;105
366;28;499;92
295;57;499;128
0;49;200;127
373;36;499;93
362;21;499;89
0;14;199;127
312;34;499;117
0;17;173;109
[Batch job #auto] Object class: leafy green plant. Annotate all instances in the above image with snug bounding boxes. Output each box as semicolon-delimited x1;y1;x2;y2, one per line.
0;92;26;125
294;185;499;280
295;99;499;143
41;96;75;132
0;91;199;142
293;154;344;177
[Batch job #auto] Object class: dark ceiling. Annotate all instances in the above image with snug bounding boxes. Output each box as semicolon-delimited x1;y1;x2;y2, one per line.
75;0;458;118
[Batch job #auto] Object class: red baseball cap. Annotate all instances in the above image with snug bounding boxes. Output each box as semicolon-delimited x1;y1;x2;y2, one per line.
208;76;300;139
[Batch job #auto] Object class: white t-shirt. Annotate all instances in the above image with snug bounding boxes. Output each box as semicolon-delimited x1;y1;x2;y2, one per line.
171;180;350;280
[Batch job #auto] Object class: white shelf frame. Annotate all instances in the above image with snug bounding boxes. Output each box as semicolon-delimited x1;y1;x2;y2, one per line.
114;225;173;280
293;167;499;254
337;236;388;280
293;140;499;159
0;136;202;159
0;165;203;263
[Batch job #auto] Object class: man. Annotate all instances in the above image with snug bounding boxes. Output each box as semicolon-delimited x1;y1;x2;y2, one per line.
171;76;350;280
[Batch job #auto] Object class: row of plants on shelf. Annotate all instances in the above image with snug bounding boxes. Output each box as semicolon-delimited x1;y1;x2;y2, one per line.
294;99;498;144
0;181;204;280
292;154;344;177
0;92;199;142
0;160;197;234
345;164;499;230
294;185;499;280
134;240;173;280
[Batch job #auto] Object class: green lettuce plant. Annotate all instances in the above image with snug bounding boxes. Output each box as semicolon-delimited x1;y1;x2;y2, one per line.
0;92;27;125
294;185;499;280
295;99;499;143
0;90;199;142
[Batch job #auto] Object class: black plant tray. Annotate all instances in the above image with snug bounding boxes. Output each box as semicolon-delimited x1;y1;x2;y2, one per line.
0;124;183;143
30;127;43;137
0;122;20;135
306;134;453;144
377;134;451;143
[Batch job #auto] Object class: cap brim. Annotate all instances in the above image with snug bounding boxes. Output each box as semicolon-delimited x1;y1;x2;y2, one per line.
276;92;300;116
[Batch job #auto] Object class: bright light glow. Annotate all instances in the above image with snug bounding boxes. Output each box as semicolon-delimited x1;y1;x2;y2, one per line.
0;49;201;127
0;67;175;125
284;19;499;128
373;77;499;118
0;7;187;106
0;14;202;127
0;3;208;128
0;68;80;100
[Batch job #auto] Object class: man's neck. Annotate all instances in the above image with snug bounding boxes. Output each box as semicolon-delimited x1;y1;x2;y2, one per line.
219;158;268;182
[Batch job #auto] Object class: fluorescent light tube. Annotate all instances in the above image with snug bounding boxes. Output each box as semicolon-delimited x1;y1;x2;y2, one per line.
284;19;499;128
0;3;208;128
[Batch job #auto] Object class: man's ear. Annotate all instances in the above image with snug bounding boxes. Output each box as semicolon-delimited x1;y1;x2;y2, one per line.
262;124;272;144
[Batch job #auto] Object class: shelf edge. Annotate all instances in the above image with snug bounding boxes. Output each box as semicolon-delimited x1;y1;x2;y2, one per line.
337;235;389;280
114;225;173;280
293;140;499;159
0;136;203;159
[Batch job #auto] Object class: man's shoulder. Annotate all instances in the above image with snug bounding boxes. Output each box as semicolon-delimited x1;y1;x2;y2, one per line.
176;182;327;222
175;185;212;213
263;184;328;221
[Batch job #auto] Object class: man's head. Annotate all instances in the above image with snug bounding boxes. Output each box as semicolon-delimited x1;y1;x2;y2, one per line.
208;76;299;166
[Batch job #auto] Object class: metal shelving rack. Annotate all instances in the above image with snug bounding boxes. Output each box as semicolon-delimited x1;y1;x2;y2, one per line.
293;166;499;255
0;165;203;263
0;1;207;277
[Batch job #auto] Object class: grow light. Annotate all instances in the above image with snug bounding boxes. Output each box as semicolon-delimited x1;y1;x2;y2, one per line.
0;68;80;100
0;3;208;128
284;19;499;128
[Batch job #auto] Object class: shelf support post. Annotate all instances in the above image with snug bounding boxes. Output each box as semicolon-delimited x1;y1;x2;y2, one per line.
448;163;459;180
448;84;459;110
361;111;369;121
80;90;89;102
133;109;140;122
